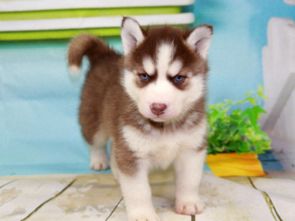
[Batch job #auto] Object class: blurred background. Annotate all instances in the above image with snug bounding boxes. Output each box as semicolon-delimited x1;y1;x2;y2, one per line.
0;0;294;175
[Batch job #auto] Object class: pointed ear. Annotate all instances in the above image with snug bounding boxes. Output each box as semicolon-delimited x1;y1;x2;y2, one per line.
121;17;144;55
186;25;213;59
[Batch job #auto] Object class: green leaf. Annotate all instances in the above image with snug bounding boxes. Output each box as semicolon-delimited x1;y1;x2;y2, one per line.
207;86;271;154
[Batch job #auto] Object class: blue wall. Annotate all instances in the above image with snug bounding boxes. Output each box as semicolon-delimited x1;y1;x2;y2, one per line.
0;0;294;175
195;0;295;103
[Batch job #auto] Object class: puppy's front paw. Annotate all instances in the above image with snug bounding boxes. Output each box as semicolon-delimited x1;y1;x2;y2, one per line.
175;198;205;215
129;209;160;221
90;154;109;171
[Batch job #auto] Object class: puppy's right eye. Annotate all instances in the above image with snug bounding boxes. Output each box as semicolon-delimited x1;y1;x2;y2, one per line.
172;75;187;85
138;73;151;82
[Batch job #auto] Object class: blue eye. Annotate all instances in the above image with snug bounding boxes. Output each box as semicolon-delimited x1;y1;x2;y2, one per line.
173;75;186;84
138;73;151;81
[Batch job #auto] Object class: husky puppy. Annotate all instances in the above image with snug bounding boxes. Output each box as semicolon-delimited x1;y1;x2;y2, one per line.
68;17;213;221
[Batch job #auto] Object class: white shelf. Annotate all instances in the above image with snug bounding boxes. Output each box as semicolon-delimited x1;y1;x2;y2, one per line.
0;0;194;12
0;13;194;32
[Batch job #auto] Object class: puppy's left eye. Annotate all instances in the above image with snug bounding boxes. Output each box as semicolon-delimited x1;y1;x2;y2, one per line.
173;75;186;85
138;73;151;82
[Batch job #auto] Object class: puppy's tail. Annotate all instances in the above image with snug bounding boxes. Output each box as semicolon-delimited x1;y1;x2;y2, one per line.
67;34;118;76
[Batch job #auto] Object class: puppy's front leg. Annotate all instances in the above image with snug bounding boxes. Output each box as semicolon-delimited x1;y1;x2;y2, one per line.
118;165;159;221
174;148;206;215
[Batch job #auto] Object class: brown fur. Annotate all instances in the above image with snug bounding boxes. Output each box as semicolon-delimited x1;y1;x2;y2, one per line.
124;26;209;92
68;26;209;175
69;35;139;174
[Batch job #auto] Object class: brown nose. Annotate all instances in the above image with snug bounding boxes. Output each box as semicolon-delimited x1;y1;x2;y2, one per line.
150;103;167;116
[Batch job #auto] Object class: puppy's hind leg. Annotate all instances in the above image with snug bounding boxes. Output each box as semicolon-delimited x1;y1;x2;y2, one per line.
89;130;109;170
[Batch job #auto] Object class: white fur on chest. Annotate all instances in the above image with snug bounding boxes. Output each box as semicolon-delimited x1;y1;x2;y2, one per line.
122;119;207;169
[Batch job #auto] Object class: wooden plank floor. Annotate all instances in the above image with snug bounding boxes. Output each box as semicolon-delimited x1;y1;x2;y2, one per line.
0;171;294;221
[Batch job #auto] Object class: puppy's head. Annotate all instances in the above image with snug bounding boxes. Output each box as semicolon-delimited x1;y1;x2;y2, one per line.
121;17;213;123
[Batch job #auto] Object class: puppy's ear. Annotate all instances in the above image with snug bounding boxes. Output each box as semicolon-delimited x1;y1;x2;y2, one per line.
186;25;213;59
121;17;144;55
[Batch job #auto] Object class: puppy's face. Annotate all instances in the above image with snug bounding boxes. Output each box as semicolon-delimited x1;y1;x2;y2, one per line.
121;17;213;123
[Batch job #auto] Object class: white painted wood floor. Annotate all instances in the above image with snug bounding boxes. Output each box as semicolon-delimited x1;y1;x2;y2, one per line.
0;170;294;221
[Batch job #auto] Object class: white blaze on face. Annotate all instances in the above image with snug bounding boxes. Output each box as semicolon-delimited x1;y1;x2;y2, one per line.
142;56;155;75
168;59;183;77
156;43;175;79
136;43;177;121
122;42;205;122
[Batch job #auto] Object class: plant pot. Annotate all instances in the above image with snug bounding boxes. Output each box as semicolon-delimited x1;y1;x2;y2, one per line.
206;153;265;177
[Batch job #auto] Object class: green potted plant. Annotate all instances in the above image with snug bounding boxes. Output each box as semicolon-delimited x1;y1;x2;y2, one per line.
206;87;271;176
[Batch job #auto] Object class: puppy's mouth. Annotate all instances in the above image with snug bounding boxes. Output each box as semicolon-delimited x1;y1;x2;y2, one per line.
139;111;169;123
147;119;165;129
147;116;180;130
148;115;166;123
146;113;180;124
137;106;178;123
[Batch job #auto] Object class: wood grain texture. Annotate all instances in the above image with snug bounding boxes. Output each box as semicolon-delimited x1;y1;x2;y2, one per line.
252;177;295;221
188;175;275;221
0;179;14;189
108;170;191;221
1;172;291;221
225;176;253;187
26;174;121;221
0;176;75;221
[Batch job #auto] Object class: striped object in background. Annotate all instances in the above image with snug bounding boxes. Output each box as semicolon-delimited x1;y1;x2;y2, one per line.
0;0;195;41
